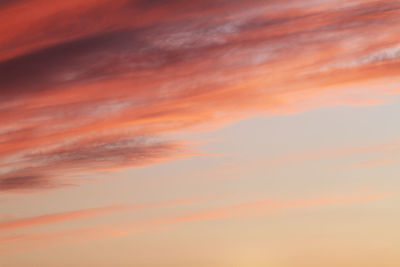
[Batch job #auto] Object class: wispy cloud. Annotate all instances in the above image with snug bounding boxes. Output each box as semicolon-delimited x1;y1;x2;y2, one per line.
217;138;400;176
0;136;189;192
147;191;391;225
342;159;395;170
1;0;399;191
0;175;58;191
0;197;197;231
0;190;391;253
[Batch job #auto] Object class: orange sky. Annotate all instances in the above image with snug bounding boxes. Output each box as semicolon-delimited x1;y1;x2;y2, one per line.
1;0;400;266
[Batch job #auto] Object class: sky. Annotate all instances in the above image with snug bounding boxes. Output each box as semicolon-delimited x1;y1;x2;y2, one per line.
0;0;399;266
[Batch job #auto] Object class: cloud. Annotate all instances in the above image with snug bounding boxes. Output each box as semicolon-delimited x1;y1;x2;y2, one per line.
0;175;56;191
0;0;23;8
1;0;400;191
219;138;400;175
0;197;197;231
0;190;391;253
343;159;395;170
147;191;391;225
27;137;185;170
0;136;187;192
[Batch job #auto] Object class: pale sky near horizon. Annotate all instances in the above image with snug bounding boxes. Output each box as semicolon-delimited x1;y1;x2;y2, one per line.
1;0;400;266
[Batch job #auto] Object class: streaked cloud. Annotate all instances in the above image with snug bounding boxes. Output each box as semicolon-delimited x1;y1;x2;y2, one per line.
0;136;188;192
218;138;400;175
0;190;391;252
147;191;391;225
0;175;57;191
1;0;399;191
343;159;395;169
0;197;197;231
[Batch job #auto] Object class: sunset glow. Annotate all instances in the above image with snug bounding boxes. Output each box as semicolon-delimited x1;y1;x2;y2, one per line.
1;0;399;266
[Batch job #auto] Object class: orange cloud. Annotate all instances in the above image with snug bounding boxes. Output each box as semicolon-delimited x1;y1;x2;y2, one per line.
147;191;391;226
0;197;197;231
1;0;400;191
0;190;391;253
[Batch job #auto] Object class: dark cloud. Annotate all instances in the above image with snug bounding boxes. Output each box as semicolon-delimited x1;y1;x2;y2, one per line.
0;19;230;101
0;175;54;191
0;0;24;8
2;0;398;102
129;0;242;12
0;136;185;191
0;29;153;99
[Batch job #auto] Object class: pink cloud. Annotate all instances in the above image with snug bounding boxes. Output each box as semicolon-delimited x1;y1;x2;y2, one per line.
0;190;392;253
1;0;400;191
0;197;197;231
